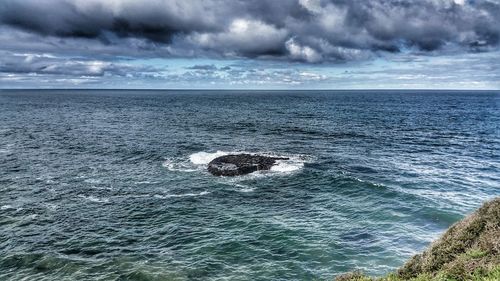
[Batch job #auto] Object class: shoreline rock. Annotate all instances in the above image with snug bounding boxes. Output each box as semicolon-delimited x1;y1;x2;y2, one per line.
207;154;289;176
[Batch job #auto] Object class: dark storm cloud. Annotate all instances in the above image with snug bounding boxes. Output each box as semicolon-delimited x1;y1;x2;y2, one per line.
0;0;221;43
0;0;499;63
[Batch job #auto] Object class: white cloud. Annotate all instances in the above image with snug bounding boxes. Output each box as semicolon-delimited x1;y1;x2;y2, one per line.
298;0;322;13
286;38;322;63
189;18;288;56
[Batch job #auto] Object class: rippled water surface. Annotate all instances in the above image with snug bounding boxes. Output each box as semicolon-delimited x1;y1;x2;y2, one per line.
0;90;499;280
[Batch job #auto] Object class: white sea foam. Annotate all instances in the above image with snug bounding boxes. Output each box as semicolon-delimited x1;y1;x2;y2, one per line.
220;181;256;192
162;159;198;172
163;151;235;172
154;191;210;199
36;175;56;184
1;205;13;210
89;185;114;191
78;195;110;203
134;180;159;184
84;178;101;184
233;183;255;192
270;158;304;173
189;151;229;165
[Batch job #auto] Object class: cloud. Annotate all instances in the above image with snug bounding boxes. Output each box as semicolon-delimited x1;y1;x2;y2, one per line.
187;18;288;57
2;50;499;89
167;64;331;87
0;0;498;63
286;38;322;63
0;0;220;42
186;64;219;70
0;0;498;89
0;51;160;77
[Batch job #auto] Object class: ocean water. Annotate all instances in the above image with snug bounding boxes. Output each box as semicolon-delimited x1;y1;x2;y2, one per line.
0;90;498;281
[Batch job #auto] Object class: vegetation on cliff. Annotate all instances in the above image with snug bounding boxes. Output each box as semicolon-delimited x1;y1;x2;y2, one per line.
336;197;500;281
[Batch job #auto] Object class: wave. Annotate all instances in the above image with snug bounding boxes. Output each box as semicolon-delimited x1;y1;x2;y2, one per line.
219;181;256;192
271;158;304;173
154;191;210;199
162;158;198;172
189;151;229;165
78;195;110;203
84;178;101;184
232;183;255;192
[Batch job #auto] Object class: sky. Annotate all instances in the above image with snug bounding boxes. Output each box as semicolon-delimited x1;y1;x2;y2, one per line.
0;0;499;89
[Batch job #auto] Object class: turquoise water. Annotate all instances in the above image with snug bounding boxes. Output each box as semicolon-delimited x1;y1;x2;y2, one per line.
0;90;499;280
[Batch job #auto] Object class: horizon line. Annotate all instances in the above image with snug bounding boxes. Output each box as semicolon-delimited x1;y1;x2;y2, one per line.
1;88;499;91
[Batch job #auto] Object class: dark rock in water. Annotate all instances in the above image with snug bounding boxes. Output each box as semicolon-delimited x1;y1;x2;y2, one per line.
208;154;289;176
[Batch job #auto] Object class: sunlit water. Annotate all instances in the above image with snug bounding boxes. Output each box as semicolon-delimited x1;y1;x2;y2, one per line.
0;90;499;280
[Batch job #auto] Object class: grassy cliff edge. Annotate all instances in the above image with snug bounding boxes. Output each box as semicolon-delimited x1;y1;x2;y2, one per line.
336;197;500;281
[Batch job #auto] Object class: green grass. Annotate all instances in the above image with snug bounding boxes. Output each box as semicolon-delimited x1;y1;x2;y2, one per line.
335;197;500;281
335;265;500;281
464;249;488;259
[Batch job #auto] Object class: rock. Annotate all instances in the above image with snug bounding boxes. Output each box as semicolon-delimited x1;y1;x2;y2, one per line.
207;154;289;176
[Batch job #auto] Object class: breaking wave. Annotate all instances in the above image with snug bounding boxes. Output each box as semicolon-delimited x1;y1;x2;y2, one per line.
154;191;210;199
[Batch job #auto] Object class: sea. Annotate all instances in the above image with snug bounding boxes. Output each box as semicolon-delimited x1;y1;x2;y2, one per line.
0;90;499;280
